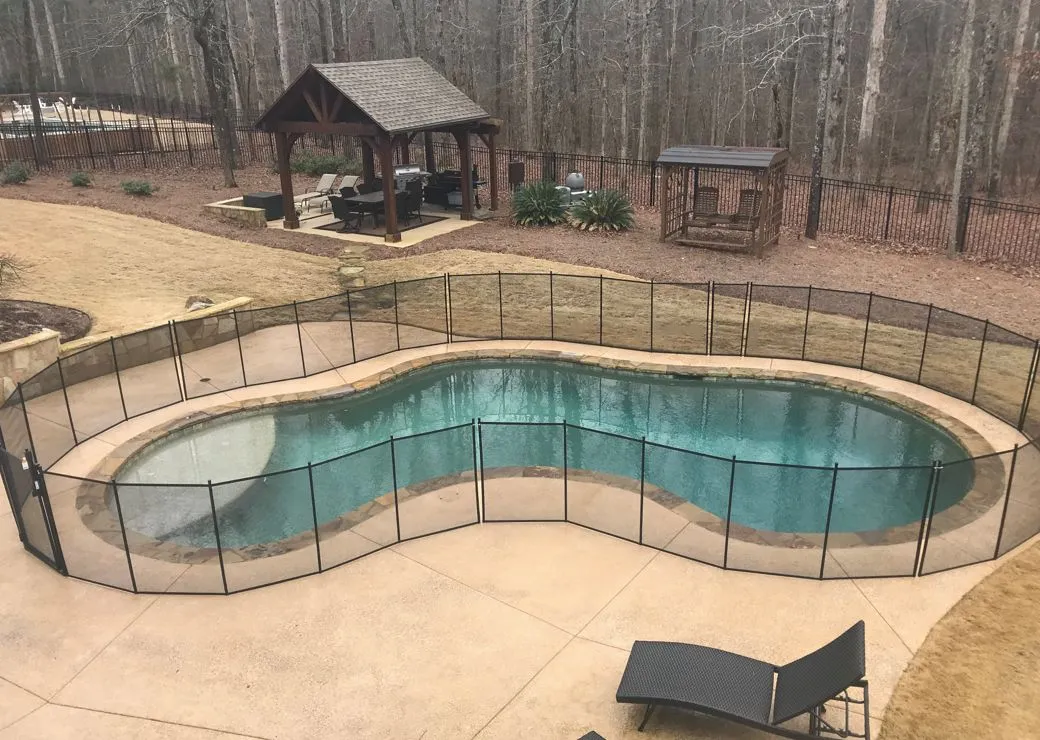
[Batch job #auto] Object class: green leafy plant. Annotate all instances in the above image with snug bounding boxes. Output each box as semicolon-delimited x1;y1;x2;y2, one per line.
511;180;568;227
569;189;635;232
0;161;31;185
121;180;156;196
69;171;92;187
277;151;359;177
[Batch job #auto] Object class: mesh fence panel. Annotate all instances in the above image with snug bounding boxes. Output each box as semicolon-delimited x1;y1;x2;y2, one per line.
996;442;1040;557
0;388;32;459
60;346;125;439
861;297;930;382
48;474;134;590
601;278;652;351
480;422;564;521
804;289;870;368
113;326;182;417
116;482;224;593
564;426;641;541
237;304;304;385
745;285;810;359
10;454;54;564
711;283;747;355
294;293;355;373
725;461;831;578
174;313;246;399
650;283;709;355
641;444;729;567
396;276;449;349
394;425;478;540
551;274;601;345
214;468;318;592
349;284;400;361
20;364;76;468
1024;368;1040;440
972;325;1035;427
448;274;502;341
920;454;1007;575
821;466;933;579
500;274;552;339
311;442;397;569
919;309;986;403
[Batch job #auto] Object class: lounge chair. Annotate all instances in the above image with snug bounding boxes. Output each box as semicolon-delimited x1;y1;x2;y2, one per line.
616;621;868;739
300;173;338;212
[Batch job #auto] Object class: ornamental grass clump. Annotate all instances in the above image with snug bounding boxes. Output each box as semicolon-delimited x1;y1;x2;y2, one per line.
569;189;635;232
511;180;568;226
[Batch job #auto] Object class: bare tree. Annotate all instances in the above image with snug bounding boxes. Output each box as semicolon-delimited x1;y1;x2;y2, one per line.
947;0;977;254
273;0;291;86
988;0;1032;197
822;0;849;177
855;0;887;182
806;0;834;238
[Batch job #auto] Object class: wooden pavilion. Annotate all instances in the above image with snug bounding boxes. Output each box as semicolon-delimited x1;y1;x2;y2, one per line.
256;58;500;242
657;146;788;256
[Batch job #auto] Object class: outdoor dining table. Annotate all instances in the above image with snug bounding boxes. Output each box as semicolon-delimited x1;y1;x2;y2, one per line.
343;190;404;227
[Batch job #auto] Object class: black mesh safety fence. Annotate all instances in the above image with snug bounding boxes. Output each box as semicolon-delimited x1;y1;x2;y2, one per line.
500;273;553;340
447;273;502;341
236;303;305;386
650;283;710;355
803;289;870;369
745;285;811;360
395;276;450;349
601;278;652;351
918;308;988;403
550;274;601;345
479;422;565;522
294;293;356;372
564;424;642;542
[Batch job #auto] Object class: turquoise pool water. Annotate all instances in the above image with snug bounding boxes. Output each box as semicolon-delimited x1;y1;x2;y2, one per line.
115;360;973;547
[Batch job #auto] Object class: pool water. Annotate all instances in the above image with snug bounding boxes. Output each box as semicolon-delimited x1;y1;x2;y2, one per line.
116;361;973;546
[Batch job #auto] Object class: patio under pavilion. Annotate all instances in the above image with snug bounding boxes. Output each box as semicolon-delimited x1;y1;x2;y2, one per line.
256;57;501;243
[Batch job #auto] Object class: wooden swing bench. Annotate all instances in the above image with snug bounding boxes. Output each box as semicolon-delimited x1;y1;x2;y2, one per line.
677;187;764;252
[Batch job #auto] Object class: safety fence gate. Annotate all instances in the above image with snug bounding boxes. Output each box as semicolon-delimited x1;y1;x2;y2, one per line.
0;440;65;574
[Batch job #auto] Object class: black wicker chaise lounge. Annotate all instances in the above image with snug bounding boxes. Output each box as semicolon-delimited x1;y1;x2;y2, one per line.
616;621;869;739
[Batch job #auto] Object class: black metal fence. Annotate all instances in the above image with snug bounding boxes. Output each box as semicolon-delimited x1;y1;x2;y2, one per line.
4;105;1040;265
1;274;1038;593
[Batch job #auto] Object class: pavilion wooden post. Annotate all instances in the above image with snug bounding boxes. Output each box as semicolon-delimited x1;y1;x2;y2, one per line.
275;132;299;229
361;139;376;185
378;135;401;242
423;131;436;174
454;129;474;220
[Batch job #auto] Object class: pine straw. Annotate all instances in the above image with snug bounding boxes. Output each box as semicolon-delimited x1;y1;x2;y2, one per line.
878;540;1040;740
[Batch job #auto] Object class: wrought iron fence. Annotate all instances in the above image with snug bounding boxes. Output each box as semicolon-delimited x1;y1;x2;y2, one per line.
4;105;1040;265
0;274;1038;593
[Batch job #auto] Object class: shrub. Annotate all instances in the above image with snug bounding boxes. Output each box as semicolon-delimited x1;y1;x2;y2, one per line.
121;180;156;196
279;151;359;177
511;180;568;227
569;189;635;232
69;171;92;187
0;161;31;185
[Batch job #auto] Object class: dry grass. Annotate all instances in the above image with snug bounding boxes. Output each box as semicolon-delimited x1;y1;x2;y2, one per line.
879;542;1040;740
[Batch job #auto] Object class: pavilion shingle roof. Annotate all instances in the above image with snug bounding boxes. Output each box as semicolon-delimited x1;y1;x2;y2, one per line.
311;58;488;133
657;146;788;169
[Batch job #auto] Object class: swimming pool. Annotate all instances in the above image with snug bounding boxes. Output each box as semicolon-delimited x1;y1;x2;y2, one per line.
115;360;973;547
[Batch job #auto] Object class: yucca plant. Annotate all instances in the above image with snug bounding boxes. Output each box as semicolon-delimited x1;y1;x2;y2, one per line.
511;180;568;226
570;189;635;232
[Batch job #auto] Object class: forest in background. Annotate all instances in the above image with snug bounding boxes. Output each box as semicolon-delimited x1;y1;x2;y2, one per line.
1;0;1039;203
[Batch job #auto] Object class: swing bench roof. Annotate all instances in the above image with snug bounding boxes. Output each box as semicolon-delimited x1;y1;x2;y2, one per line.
657;146;788;170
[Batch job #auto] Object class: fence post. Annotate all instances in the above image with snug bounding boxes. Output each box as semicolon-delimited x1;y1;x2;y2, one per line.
498;272;505;339
599;156;605;189
818;464;839;580
649;161;657;207
291;301;307;376
859;293;874;369
17;385;39;464
955;196;973;252
970;320;990;405
1016;341;1039;431
345;290;358;363
549;272;555;340
477;420;487;518
108;337;129;421
992;445;1019;559
307;461;322;573
638;437;646;545
917;304;934;384
741;282;752;357
598;275;604;346
649;280;655;352
919;461;944;577
389;436;402;541
882;185;895;239
707;281;715;355
392;281;402;350
723;456;737;568
801;286;812;360
30;457;66;574
110;481;139;592
169;321;186;402
54;357;79;445
207;480;229;594
443;274;451;342
562;422;569;522
470;420;481;522
232;310;247;386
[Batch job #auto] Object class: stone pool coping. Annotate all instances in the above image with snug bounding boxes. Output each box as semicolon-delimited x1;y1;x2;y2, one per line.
70;345;1008;564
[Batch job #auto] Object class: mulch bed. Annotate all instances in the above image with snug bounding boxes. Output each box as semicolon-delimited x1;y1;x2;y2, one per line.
0;300;91;343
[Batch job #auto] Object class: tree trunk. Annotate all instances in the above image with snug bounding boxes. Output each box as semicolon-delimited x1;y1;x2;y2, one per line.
274;0;291;87
494;0;504;114
27;0;50;89
329;0;345;61
620;0;634;157
388;0;415;54
243;0;263;109
340;0;351;60
22;0;47;164
523;0;537;148
805;0;834;239
193;8;238;186
856;0;888;181
988;0;1031;197
947;0;977;255
314;0;331;62
126;32;146;101
166;6;187;109
636;0;659;161
433;0;448;71
40;0;64;87
659;0;678;154
822;0;849;178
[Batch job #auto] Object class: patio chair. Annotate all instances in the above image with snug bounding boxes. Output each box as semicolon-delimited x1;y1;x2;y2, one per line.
616;621;869;739
329;195;364;233
300;173;337;212
401;186;423;224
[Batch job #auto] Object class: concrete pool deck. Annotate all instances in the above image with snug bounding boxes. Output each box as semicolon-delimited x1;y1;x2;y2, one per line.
0;338;1036;738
